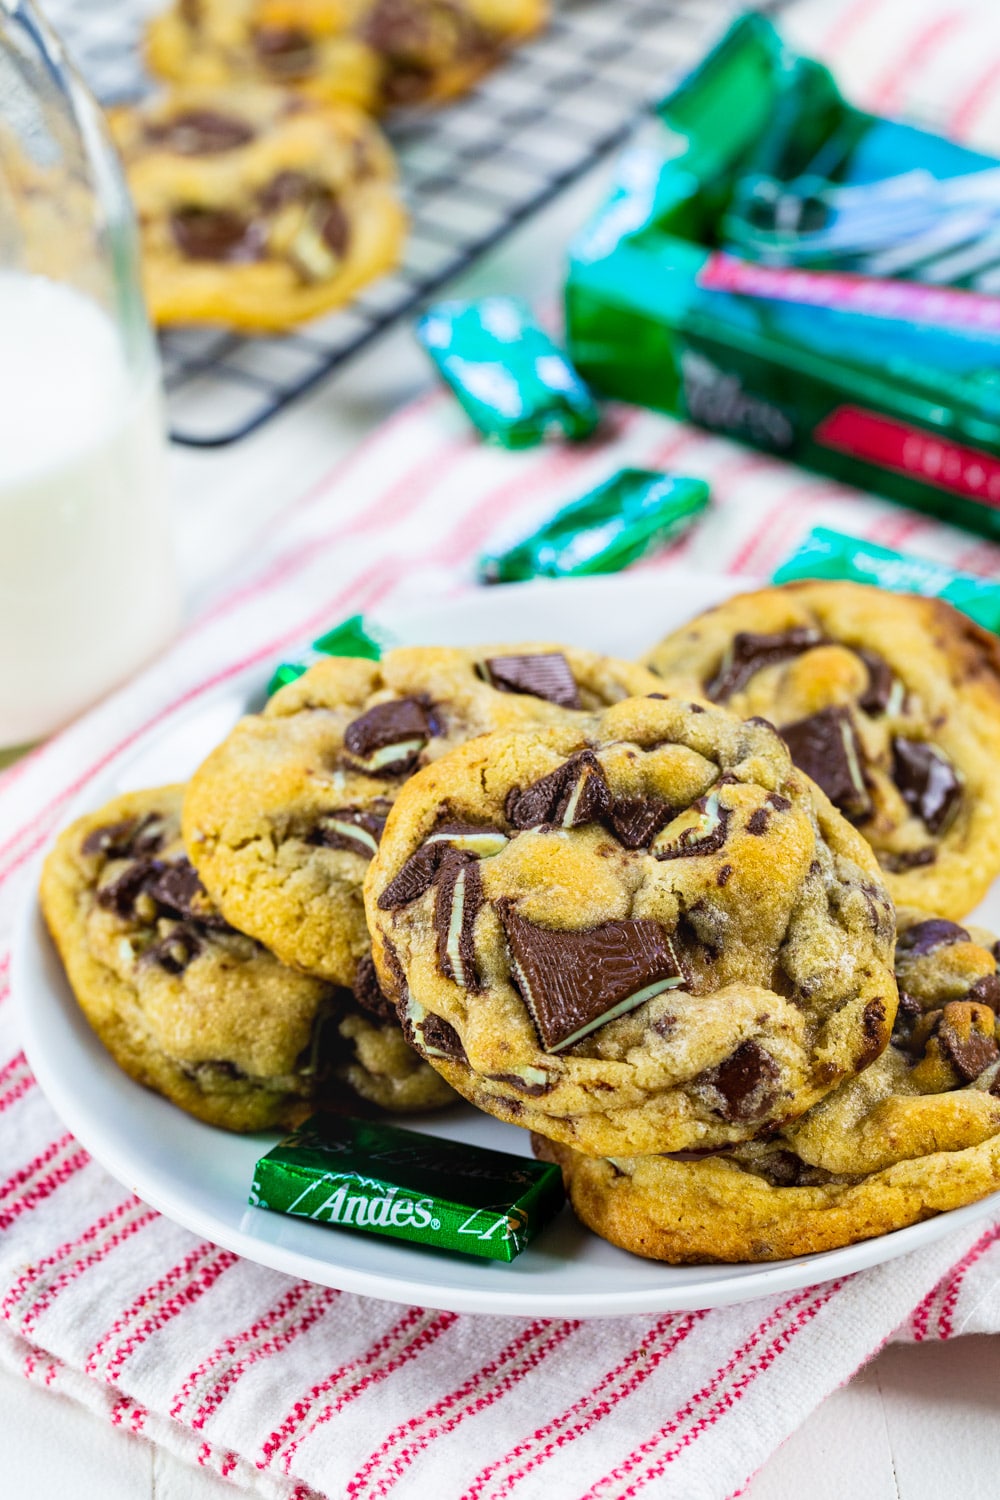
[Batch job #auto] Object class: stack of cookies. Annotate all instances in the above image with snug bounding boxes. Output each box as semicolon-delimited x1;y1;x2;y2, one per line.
107;0;547;328
40;582;1000;1262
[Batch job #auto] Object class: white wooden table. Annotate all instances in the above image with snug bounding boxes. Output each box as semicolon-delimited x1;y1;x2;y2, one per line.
9;164;1000;1500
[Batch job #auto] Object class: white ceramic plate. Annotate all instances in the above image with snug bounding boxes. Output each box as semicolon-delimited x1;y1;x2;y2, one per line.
15;572;1000;1316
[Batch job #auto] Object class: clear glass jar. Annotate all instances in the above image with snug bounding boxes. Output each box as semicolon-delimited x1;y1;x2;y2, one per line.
0;0;179;751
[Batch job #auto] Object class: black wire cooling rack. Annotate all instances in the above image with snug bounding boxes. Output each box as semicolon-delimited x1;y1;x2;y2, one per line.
49;0;781;447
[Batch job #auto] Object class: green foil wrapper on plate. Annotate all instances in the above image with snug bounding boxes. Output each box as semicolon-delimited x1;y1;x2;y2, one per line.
565;12;1000;539
416;297;599;448
250;1115;565;1262
478;468;710;582
774;526;1000;633
266;614;396;698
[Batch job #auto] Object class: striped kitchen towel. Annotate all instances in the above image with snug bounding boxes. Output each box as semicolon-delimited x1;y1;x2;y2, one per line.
6;2;1000;1496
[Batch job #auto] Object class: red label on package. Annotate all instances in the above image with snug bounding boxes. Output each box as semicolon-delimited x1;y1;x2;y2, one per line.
699;252;1000;333
815;406;1000;509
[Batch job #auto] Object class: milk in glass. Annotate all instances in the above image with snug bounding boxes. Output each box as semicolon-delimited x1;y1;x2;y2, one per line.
0;272;179;745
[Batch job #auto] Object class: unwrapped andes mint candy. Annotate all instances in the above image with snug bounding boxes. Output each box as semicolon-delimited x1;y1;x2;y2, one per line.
266;614;396;698
773;528;1000;634
479;468;710;583
249;1114;565;1261
416;297;599;449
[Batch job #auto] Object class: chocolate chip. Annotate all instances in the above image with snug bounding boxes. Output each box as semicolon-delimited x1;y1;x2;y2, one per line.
498;903;686;1052
654;789;730;860
481;652;581;709
968;974;1000;1013
857;649;904;716
144;858;230;929
765;1150;808;1187
320;199;350;257
937;1005;1000;1082
343;697;433;776
434;855;483;991
96;858;164;918
896;918;970;957
170;208;260;263
146;109;254;156
308;805;389;859
82;813;166;859
604;796;675;850
896;990;923;1025
142;923;203;975
767;792;791;812
716;863;733;887
353;953;396;1022
746;808;770;836
181;1058;245;1085
705;627;824;701
881;847;937;872
505;750;611;831
253;24;316;77
856;996;888;1069
661;1144;732;1161
488;1071;554;1097
377;936;409;1006
425;823;508;857
377;842;452;909
258;170;315;212
781;706;871;821
415;1012;467;1063
892;738;962;835
699;1039;780;1122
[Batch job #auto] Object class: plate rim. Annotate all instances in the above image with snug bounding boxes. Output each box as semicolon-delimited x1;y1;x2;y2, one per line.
14;571;1000;1316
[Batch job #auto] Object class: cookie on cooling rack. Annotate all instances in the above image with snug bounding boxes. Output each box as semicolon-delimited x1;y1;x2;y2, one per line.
182;644;662;990
645;581;1000;919
534;907;1000;1262
145;0;547;111
364;693;897;1157
40;786;456;1133
356;0;547;106
110;85;405;328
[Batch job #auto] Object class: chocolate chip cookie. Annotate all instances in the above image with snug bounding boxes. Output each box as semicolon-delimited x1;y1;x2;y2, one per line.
183;645;661;992
364;693;897;1156
40;787;455;1133
146;0;546;113
110;85;405;329
645;582;1000;919
535;908;1000;1261
353;0;547;107
146;0;383;111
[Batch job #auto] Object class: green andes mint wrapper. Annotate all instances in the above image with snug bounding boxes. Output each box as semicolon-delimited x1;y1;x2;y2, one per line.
478;468;710;583
565;14;1000;539
267;614;397;698
250;1115;565;1261
774;527;1000;634
416;297;599;449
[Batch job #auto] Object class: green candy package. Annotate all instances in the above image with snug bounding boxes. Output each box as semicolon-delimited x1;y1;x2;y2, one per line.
266;614;394;697
565;13;1000;538
774;526;1000;633
478;468;710;582
251;1115;564;1262
416;297;600;448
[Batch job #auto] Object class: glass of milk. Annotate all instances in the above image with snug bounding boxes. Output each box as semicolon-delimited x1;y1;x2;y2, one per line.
0;0;180;751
